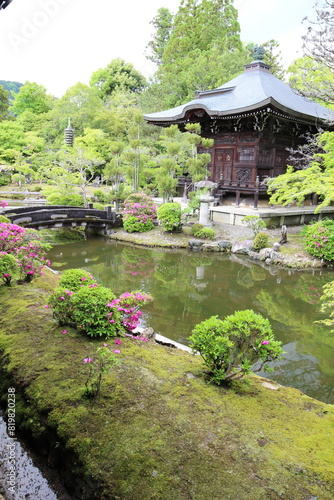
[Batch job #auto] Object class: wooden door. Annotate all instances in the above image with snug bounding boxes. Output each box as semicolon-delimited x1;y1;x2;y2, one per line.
213;148;234;182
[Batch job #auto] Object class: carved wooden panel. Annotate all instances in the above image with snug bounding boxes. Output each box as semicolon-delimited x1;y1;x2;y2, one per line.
236;168;252;183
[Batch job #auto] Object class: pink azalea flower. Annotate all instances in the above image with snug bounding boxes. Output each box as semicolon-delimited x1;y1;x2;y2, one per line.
83;357;93;364
44;305;49;308
262;340;270;345
103;343;108;347
113;349;121;354
115;339;121;345
62;330;67;334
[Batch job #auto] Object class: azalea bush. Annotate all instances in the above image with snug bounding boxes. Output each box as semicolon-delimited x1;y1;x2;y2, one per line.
188;310;283;385
58;268;97;291
0;200;8;209
122;192;157;233
83;344;120;399
0;252;18;286
157;202;182;231
48;269;153;338
0;223;50;283
302;219;334;262
73;286;123;338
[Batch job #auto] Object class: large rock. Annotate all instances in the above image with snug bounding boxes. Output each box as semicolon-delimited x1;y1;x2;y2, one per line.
217;240;232;251
231;240;254;254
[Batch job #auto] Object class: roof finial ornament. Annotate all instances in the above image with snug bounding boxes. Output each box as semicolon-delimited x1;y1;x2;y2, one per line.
253;45;265;61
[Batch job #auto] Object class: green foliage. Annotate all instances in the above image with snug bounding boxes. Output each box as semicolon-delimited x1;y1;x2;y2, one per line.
0;252;18;286
72;286;123;338
48;287;76;326
302;219;334;262
0;215;10;223
0;85;10;121
191;223;215;239
317;281;334;329
157;202;182;231
241;215;266;235
10;81;53;116
46;192;84;206
253;231;269;251
145;7;174;66
59;269;97;291
82;345;120;399
90;58;147;99
123;215;154;233
122;192;157;233
188;310;283;385
267;132;334;211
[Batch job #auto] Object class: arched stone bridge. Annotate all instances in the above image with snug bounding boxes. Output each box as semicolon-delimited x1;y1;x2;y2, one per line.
2;204;122;235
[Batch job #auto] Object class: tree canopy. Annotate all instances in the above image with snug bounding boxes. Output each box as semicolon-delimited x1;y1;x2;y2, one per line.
90;58;147;100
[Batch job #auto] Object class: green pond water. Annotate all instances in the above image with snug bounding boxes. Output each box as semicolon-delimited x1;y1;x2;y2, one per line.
47;236;334;404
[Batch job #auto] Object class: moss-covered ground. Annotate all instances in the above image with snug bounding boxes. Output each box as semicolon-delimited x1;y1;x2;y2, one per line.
0;270;334;499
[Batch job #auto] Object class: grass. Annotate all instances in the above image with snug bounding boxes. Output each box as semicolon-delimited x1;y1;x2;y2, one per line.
0;270;334;499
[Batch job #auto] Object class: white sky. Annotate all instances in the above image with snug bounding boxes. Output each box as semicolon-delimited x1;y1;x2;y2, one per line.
0;0;316;97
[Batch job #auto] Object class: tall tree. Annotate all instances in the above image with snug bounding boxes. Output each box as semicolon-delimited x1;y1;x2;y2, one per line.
289;0;334;105
10;82;54;116
90;59;147;100
0;85;10;121
144;0;244;109
145;7;174;66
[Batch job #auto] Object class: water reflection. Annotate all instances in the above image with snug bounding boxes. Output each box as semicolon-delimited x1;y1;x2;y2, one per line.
48;238;334;403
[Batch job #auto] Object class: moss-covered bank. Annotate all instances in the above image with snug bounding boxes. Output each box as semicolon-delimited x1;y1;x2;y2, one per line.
0;270;334;499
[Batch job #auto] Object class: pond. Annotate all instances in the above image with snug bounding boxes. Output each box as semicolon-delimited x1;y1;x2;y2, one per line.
47;237;334;404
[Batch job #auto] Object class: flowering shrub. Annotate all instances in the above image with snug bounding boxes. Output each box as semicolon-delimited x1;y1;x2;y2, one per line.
107;291;153;331
0;252;18;286
122;192;157;233
302;219;334;262
0;223;50;282
48;287;76;325
48;269;153;338
0;200;8;209
157;202;182;231
188;310;283;385
59;268;97;291
82;344;120;399
72;286;123;338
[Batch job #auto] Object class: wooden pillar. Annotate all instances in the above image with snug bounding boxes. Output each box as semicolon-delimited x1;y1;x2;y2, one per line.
235;191;240;207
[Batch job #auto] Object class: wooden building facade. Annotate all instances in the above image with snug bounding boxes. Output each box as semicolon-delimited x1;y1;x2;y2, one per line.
144;61;334;207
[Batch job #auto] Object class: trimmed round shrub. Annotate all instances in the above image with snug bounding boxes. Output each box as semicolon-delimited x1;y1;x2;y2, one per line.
188;310;283;385
253;230;269;250
48;287;76;326
157;202;182;231
303;219;334;261
72;286;123;338
191;224;215;239
0;215;10;223
59;269;97;291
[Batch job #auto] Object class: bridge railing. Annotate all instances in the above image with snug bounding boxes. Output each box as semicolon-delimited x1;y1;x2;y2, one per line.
1;205;120;227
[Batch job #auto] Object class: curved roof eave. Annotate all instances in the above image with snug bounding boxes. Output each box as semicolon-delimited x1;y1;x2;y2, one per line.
144;97;334;126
